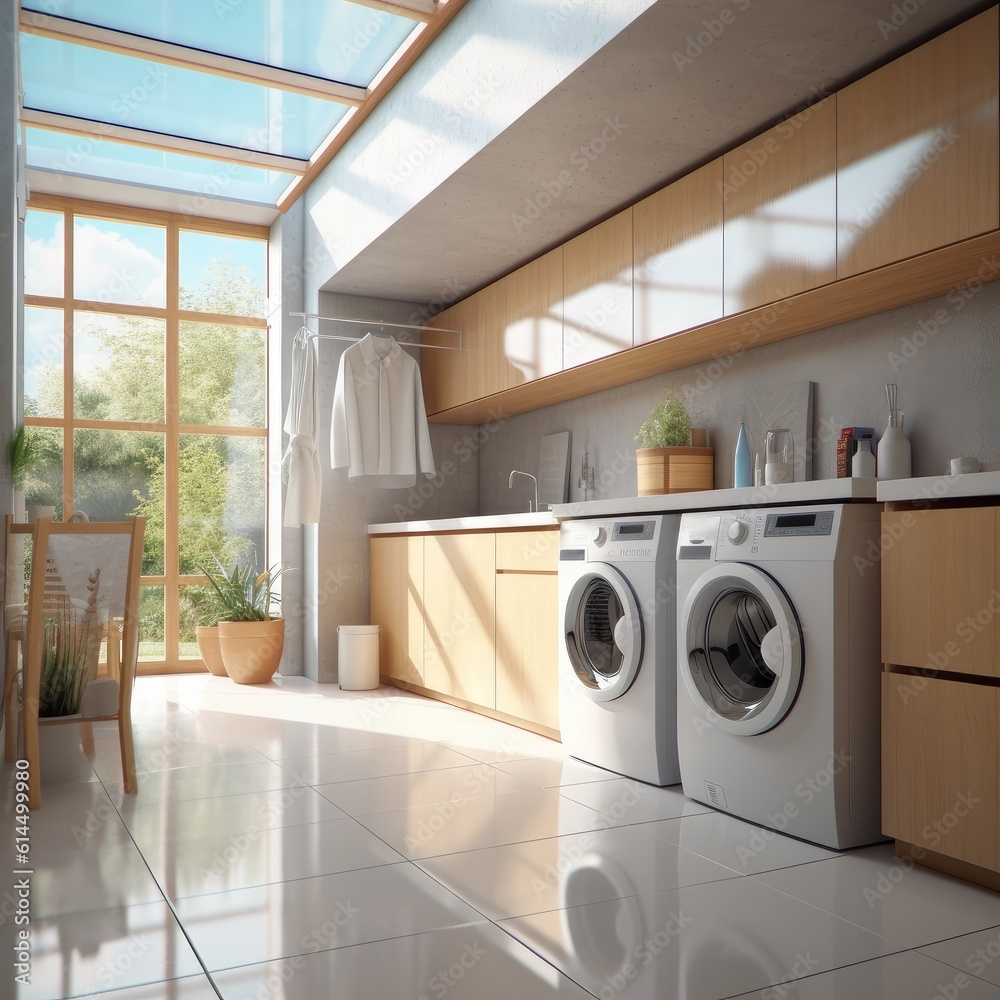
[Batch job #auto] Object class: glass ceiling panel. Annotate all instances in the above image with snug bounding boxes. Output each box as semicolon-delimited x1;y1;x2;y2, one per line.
20;33;348;159
22;0;417;88
25;128;295;205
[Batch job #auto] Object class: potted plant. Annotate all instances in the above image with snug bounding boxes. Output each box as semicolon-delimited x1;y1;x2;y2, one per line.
193;597;228;678
200;555;285;684
634;390;714;495
6;425;49;521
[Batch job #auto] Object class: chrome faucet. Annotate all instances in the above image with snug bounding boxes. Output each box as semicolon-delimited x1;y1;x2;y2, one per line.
508;470;538;513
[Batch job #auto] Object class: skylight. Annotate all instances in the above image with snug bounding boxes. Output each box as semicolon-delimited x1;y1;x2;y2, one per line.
17;0;464;213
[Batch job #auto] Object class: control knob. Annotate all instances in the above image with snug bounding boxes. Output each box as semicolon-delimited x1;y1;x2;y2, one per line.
591;526;607;546
727;520;749;544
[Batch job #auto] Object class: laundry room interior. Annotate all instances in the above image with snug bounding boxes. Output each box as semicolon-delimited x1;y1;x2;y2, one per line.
6;1;1000;998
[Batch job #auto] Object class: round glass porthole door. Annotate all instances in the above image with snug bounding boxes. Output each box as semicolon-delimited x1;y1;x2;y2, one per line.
680;563;802;735
563;565;643;702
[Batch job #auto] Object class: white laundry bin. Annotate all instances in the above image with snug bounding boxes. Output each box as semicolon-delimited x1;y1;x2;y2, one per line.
337;625;380;690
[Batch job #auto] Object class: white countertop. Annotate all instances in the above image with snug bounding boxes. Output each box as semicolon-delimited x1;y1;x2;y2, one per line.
368;480;881;534
877;470;1000;502
367;511;558;535
550;477;879;519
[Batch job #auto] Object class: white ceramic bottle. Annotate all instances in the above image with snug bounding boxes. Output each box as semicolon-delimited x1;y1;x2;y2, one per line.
852;438;876;477
877;384;911;479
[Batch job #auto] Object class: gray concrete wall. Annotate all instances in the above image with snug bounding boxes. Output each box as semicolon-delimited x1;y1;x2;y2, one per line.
302;0;657;298
477;281;1000;513
308;292;477;683
268;201;309;677
1;0;20;512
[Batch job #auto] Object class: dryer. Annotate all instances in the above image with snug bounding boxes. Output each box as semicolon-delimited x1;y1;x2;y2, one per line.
558;515;680;786
674;503;884;849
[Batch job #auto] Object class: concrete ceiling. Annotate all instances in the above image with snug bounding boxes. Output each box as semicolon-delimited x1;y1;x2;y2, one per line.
324;0;991;304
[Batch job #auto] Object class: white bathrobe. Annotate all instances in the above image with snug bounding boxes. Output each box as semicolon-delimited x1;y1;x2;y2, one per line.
331;333;435;488
281;328;322;525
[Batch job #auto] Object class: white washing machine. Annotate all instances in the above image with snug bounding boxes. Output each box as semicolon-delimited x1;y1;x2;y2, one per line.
559;515;680;786
675;503;884;849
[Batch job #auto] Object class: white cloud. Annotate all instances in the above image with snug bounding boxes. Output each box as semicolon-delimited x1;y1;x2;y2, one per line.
25;216;64;297
73;224;166;307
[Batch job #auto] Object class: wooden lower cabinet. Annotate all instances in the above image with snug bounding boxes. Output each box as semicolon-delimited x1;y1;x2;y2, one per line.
370;528;560;736
370;535;424;686
882;672;999;872
423;533;497;709
494;529;560;730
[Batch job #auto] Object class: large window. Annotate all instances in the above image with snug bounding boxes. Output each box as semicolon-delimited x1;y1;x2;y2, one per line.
23;196;269;673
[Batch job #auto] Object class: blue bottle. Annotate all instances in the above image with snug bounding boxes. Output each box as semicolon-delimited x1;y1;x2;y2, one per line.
733;405;752;488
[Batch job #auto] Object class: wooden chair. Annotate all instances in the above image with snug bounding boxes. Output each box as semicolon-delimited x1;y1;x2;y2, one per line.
3;514;31;763
19;516;145;809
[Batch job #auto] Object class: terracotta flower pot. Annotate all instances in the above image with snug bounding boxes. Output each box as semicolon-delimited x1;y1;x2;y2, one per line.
218;618;284;685
195;626;227;677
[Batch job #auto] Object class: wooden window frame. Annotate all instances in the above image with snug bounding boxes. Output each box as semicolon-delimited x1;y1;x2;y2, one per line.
23;193;270;675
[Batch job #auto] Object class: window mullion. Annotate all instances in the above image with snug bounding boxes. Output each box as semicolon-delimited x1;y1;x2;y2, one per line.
63;207;74;517
163;223;181;668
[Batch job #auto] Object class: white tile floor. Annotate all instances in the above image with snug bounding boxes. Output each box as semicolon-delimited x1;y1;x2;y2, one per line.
2;674;1000;999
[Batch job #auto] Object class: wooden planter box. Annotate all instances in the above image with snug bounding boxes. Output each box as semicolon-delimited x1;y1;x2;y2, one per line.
636;446;714;495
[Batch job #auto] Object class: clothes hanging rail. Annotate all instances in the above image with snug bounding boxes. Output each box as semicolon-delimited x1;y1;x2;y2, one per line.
289;312;462;351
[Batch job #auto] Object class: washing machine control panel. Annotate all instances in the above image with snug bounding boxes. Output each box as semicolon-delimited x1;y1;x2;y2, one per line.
764;510;834;536
611;520;656;542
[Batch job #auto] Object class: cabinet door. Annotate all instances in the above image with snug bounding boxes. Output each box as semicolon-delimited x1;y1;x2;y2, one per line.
421;282;506;413
634;160;723;343
495;572;559;731
881;507;999;677
495;529;559;573
883;673;998;870
723;97;837;315
837;8;999;278
369;536;424;686
423;533;496;707
562;209;633;369
503;246;563;383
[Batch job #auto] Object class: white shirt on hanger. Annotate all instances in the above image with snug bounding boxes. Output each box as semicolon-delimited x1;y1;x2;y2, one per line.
331;333;435;488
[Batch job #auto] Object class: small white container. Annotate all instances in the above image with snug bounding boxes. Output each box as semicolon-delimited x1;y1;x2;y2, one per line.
852;439;876;477
337;625;380;690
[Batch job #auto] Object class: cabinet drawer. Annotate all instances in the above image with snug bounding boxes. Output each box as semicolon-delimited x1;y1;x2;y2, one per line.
495;529;559;573
882;672;999;870
881;506;1000;677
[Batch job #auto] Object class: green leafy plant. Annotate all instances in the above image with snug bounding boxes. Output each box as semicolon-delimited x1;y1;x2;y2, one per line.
6;425;40;492
199;554;284;622
635;391;692;449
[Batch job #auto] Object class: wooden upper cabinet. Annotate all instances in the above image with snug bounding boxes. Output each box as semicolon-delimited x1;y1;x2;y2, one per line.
881;506;1000;677
562;208;634;369
837;7;1000;278
634;161;723;344
503;246;563;383
723;97;837;315
421;282;506;414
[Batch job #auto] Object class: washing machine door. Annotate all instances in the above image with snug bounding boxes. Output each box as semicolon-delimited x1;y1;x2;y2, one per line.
680;562;803;735
563;563;643;702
